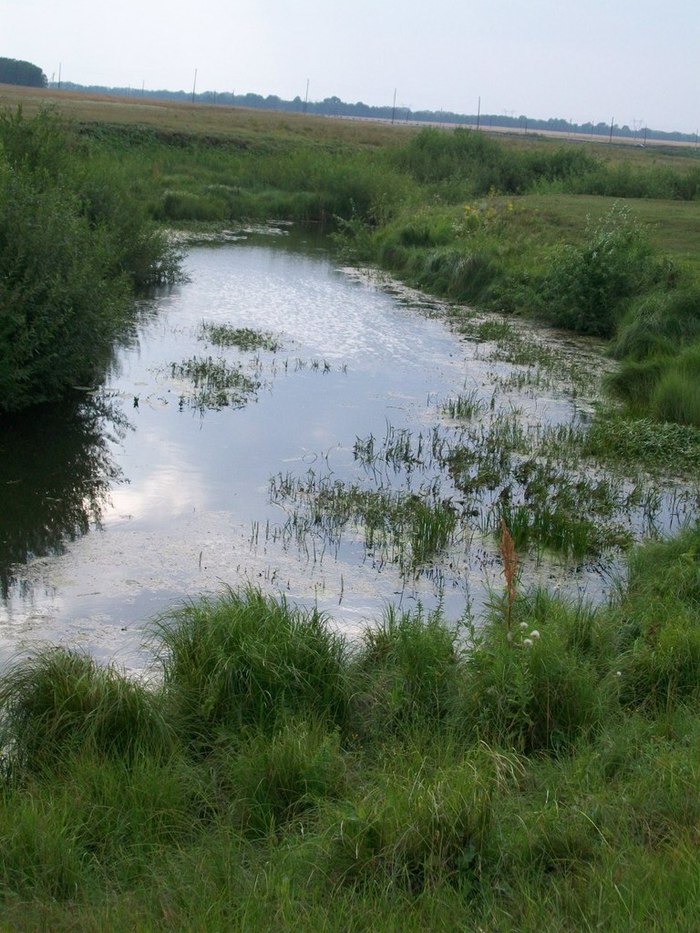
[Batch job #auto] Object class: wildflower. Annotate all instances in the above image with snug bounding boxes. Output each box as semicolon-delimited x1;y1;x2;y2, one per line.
523;638;533;648
519;621;528;630
529;629;540;639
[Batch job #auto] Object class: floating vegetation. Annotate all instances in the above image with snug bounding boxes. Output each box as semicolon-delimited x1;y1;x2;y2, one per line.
199;323;283;353
171;356;261;411
353;424;446;476
268;471;458;574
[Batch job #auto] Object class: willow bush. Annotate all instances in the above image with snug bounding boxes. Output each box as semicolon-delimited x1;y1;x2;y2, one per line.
0;108;182;413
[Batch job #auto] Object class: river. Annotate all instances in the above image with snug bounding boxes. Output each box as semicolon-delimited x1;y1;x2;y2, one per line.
1;229;695;673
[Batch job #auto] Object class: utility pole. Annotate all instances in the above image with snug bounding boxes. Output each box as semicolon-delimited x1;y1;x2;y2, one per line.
303;78;309;113
391;88;397;124
476;96;481;130
609;116;614;143
192;68;198;104
57;62;62;90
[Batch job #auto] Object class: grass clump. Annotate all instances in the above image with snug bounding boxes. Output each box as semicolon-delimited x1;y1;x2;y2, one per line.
153;587;349;750
349;606;460;739
0;551;698;927
0;648;174;776
211;717;346;837
199;322;283;352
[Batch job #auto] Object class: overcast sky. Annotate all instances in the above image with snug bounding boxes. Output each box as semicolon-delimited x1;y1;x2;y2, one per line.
3;0;698;133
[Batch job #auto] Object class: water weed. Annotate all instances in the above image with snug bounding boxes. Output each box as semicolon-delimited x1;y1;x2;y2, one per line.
170;355;261;410
199;322;283;352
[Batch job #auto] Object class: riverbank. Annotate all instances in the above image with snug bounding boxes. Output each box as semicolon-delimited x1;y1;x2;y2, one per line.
0;524;698;929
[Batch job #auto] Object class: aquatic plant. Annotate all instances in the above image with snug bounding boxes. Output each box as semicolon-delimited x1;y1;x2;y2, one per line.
199;322;282;352
171;355;260;410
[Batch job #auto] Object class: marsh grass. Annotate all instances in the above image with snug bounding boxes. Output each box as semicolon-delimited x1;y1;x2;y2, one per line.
269;472;458;573
0;539;699;928
0;648;174;776
151;587;349;749
199;322;283;352
170;355;261;410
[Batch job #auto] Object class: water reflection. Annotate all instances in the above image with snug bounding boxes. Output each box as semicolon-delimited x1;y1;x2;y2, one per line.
0;394;127;597
1;235;697;673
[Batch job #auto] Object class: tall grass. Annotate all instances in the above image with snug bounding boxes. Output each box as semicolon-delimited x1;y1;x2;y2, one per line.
0;529;698;927
152;586;349;750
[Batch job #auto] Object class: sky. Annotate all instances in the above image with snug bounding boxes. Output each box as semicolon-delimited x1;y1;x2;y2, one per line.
3;0;699;134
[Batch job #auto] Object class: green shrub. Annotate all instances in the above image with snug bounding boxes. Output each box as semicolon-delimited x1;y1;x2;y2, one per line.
537;205;659;336
0;168;131;411
0;108;182;411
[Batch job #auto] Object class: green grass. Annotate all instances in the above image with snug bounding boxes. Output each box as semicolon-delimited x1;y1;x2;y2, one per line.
2;92;700;928
0;526;698;927
199;322;283;352
170;355;261;410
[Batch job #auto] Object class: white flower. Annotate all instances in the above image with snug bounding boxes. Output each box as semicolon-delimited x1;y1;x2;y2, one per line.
523;638;533;648
519;621;528;630
529;630;540;639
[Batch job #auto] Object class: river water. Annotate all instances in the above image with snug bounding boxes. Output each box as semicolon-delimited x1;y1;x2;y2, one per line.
0;230;695;673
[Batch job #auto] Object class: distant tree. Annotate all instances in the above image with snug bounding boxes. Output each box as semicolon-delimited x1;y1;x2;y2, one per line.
0;57;47;88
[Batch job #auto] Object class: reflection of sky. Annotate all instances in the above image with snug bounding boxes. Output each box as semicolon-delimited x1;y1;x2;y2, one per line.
3;237;693;675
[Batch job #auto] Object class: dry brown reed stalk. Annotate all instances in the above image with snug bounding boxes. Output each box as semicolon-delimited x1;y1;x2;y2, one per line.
500;517;518;632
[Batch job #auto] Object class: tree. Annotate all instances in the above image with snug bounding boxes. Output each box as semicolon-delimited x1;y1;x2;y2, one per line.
0;57;47;88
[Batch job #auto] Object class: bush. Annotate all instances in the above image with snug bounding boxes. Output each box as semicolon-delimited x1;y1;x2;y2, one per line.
0;108;182;412
537;205;659;336
0;168;131;411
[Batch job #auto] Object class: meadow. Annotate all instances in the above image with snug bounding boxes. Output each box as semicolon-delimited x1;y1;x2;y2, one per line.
0;87;699;928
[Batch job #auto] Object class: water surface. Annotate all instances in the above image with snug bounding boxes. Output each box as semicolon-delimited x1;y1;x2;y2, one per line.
1;232;695;671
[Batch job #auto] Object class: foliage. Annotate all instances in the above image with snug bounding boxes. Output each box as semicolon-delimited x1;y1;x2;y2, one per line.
536;205;660;336
0;649;174;775
0;57;46;88
0;537;697;927
0;108;182;412
152;587;349;751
